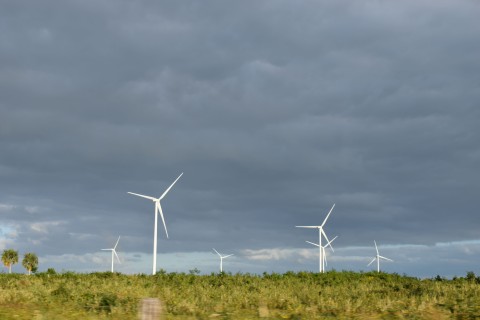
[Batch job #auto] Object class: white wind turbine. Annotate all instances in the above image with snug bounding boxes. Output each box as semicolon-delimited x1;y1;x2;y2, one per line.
101;236;121;273
296;203;335;273
306;236;338;272
128;172;183;275
367;240;393;272
213;248;233;273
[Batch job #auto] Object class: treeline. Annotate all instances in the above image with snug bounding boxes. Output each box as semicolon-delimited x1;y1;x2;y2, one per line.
1;249;38;275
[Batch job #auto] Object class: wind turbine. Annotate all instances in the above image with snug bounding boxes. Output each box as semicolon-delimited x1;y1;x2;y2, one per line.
213;248;233;273
367;240;393;272
306;236;338;272
101;236;121;273
296;203;335;273
128;172;183;275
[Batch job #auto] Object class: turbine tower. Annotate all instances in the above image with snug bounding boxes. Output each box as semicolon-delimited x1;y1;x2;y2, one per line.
367;240;393;272
101;236;121;272
213;248;233;273
296;203;335;273
128;172;183;275
306;236;338;272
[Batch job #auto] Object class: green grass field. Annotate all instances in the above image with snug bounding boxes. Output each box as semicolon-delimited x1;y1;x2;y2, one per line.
1;270;479;319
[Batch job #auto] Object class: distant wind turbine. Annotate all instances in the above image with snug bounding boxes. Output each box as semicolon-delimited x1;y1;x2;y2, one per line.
306;235;338;272
128;172;183;275
213;248;233;273
101;236;121;273
367;240;393;272
296;203;336;273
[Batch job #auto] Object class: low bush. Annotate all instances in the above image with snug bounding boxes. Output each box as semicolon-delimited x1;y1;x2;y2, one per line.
0;271;478;319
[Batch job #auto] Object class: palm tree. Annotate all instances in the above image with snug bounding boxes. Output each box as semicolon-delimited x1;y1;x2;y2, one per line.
22;253;39;275
2;249;19;273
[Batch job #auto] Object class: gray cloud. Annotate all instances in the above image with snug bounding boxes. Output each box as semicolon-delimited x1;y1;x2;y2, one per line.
1;0;480;276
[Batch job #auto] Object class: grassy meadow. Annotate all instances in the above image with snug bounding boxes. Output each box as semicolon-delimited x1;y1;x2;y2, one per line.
1;270;480;319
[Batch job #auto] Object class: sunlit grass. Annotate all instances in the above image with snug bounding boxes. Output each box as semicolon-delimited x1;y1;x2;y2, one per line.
0;270;479;319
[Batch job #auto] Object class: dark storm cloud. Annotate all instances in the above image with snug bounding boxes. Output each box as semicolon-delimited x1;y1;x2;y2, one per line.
1;0;480;275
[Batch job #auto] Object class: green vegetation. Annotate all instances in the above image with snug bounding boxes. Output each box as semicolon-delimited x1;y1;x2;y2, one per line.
21;253;39;275
1;249;19;274
1;270;480;319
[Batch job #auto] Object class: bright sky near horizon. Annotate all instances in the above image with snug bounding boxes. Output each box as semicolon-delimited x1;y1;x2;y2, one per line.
1;0;480;278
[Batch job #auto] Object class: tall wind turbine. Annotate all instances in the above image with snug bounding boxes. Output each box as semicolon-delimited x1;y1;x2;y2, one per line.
367;240;393;272
306;236;338;272
213;248;233;273
296;203;335;273
101;236;121;273
128;172;183;275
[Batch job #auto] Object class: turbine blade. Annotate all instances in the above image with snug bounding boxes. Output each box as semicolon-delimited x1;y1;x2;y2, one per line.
296;226;319;228
127;192;157;201
367;257;376;266
321;229;333;250
223;254;234;259
213;248;221;256
321;203;335;227
306;240;320;247
324;236;338;252
379;256;393;262
113;250;121;264
374;240;379;255
159;173;183;200
101;249;110;251
114;236;121;250
157;203;169;238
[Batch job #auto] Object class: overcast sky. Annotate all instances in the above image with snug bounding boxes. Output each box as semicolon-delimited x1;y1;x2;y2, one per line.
1;0;480;278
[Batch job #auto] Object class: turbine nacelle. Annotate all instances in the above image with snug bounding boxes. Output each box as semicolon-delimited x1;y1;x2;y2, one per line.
296;204;336;273
213;248;234;259
306;236;338;269
306;235;337;251
127;172;183;275
101;236;121;272
367;240;393;272
213;248;233;272
128;172;183;239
